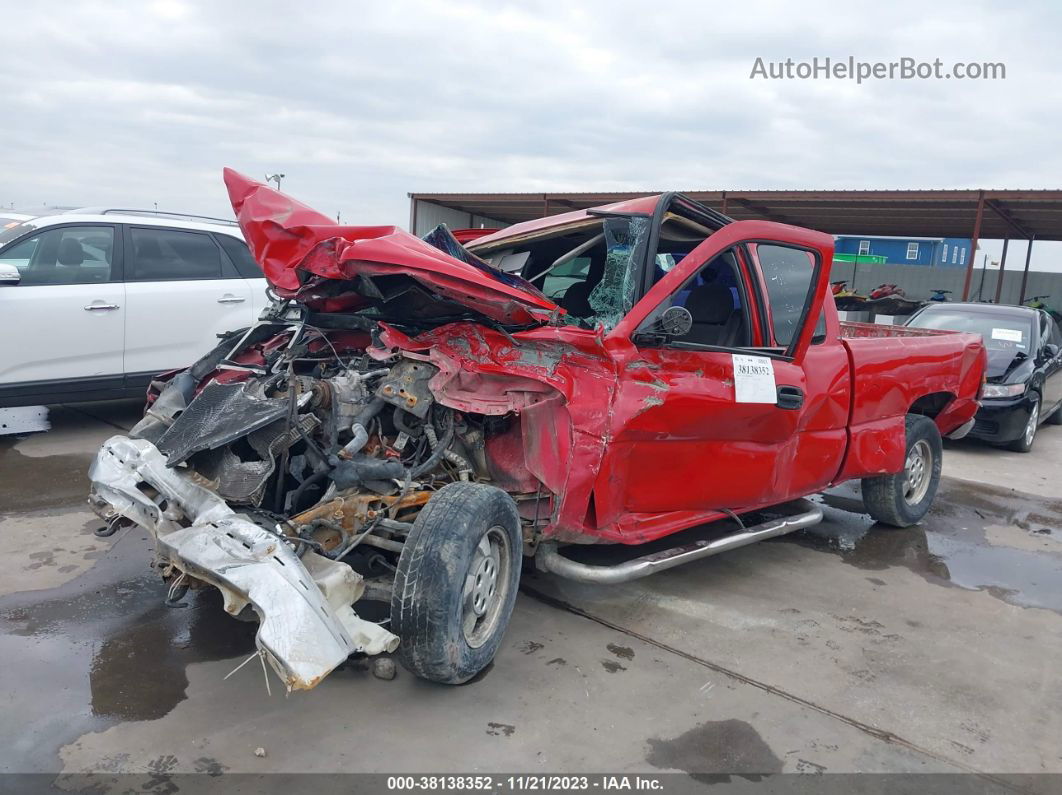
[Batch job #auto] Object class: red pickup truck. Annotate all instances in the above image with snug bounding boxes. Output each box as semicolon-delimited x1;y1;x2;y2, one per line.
88;172;985;691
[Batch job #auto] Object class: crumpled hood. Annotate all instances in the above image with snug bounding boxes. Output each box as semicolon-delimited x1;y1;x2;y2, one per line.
985;347;1032;381
224;169;559;325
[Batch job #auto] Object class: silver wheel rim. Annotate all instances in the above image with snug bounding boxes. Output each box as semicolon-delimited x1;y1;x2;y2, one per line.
462;525;511;649
1024;402;1039;447
903;439;933;506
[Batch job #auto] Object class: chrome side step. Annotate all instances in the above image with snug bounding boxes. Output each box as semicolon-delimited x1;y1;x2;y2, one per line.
535;499;823;585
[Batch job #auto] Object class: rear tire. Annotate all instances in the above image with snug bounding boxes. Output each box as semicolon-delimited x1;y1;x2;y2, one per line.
391;482;521;684
1007;392;1040;452
861;415;942;528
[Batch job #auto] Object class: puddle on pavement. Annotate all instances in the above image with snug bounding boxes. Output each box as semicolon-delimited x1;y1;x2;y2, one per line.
646;718;783;780
0;531;257;771
0;444;97;512
779;480;1062;614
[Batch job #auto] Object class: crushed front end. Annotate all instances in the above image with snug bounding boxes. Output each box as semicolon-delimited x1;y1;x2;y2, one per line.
86;170;583;689
86;310;543;689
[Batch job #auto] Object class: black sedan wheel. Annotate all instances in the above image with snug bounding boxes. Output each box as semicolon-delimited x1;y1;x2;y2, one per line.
1008;392;1040;453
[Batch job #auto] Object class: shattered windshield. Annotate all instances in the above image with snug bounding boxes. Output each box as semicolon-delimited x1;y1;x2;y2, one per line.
587;217;650;331
478;215;651;332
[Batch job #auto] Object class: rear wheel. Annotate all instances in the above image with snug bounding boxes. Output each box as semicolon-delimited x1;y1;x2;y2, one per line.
1008;392;1040;452
390;482;521;684
861;415;942;527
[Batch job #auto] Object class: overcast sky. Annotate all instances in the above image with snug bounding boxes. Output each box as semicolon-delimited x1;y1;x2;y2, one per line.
3;0;1060;269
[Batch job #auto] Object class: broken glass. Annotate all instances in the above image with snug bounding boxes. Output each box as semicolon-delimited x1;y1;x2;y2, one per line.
587;216;650;331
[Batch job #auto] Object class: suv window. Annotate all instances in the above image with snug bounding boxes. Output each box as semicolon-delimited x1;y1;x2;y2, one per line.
215;234;262;279
5;225;115;285
750;243;817;348
128;227;221;281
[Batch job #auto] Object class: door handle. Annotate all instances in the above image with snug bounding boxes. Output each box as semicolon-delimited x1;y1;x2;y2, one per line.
84;303;120;311
776;385;804;410
217;295;246;304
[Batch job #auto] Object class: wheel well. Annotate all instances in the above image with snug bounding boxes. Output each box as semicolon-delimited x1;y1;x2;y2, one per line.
908;391;955;419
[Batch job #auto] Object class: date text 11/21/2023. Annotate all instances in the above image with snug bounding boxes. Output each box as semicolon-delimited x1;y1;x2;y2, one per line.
386;775;664;791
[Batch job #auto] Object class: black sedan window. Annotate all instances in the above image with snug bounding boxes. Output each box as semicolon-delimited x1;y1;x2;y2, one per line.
908;309;1035;353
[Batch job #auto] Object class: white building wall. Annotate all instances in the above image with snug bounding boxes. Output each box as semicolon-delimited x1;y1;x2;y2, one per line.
411;200;507;236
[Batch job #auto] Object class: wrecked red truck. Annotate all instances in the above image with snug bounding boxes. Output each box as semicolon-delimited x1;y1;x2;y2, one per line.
87;171;986;691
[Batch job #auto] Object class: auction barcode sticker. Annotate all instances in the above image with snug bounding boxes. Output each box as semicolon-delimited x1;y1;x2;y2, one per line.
732;353;777;403
991;327;1023;343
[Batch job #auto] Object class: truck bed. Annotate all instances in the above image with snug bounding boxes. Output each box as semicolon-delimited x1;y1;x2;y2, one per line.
835;321;985;481
839;320;954;339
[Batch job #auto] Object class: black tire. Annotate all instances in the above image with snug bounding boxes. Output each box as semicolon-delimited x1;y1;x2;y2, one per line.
391;482;521;684
861;415;942;528
1007;392;1040;452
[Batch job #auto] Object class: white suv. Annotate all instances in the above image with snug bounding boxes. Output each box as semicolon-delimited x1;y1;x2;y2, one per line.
0;209;269;407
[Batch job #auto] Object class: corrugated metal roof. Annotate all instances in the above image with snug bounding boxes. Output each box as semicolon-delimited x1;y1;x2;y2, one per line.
409;189;1062;241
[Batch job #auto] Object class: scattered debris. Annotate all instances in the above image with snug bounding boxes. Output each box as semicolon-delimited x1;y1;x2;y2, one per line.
372;657;397;680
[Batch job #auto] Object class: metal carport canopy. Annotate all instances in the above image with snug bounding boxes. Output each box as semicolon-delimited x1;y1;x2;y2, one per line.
408;188;1062;299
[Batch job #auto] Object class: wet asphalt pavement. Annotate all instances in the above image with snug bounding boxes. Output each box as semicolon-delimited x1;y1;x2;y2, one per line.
1;400;1060;782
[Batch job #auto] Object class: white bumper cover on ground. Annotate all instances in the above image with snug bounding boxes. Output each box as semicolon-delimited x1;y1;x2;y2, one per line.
88;434;398;691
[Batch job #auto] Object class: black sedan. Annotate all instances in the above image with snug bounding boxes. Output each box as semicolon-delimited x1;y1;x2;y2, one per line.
905;302;1062;452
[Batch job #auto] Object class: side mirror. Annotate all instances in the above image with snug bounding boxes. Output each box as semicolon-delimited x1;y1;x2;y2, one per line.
0;264;20;285
1044;343;1059;360
658;305;693;337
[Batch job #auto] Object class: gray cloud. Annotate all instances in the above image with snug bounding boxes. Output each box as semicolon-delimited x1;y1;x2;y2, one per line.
2;0;1059;267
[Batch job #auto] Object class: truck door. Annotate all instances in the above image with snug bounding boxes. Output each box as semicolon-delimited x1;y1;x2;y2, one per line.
595;220;850;530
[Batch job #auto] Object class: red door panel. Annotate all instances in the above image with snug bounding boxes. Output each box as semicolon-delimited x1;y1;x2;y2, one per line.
592;220;847;540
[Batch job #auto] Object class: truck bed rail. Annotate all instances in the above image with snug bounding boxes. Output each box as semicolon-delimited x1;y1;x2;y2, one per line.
840;321;955;339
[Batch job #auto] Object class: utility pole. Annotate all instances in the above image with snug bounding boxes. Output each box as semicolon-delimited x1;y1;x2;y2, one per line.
265;173;285;191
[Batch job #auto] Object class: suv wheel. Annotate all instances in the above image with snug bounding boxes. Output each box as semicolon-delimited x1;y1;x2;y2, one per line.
391;482;522;684
861;414;942;527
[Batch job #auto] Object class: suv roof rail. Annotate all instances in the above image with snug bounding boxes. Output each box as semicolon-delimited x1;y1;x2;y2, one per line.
67;207;240;226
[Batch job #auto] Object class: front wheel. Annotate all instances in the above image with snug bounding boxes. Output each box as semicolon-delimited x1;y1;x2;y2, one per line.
861;415;942;527
1007;392;1040;452
391;482;522;684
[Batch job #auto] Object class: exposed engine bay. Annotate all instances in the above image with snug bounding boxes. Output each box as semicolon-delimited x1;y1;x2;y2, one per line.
88;298;533;690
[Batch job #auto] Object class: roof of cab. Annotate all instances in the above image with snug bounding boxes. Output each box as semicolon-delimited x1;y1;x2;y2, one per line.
466;195;665;250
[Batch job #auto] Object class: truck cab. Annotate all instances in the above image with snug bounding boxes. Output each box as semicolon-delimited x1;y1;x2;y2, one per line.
464;193;985;543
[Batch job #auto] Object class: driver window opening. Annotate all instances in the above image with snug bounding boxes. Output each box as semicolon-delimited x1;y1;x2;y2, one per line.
638;249;751;348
